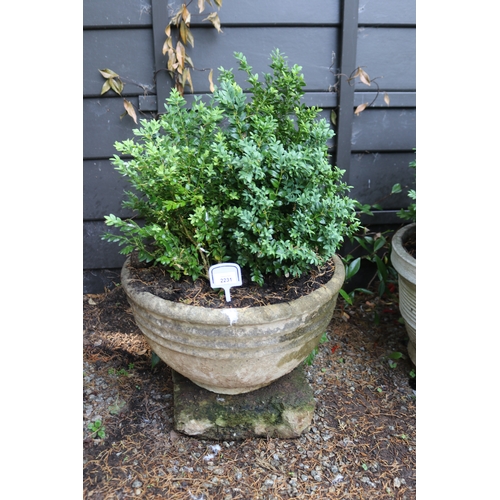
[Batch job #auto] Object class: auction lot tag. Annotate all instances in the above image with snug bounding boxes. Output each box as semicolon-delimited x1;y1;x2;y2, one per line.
209;263;242;302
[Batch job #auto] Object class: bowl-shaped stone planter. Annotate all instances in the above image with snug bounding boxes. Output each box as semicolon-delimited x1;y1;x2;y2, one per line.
390;223;416;365
121;255;345;394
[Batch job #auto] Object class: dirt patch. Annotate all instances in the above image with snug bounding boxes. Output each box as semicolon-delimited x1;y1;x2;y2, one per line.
83;281;416;499
125;251;336;308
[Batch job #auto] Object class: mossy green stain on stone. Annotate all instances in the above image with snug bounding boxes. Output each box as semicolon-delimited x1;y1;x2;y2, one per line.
276;334;322;368
172;366;316;439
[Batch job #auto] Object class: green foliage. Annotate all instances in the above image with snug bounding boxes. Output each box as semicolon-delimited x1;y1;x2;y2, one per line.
388;351;405;369
339;152;416;305
88;420;106;439
108;363;134;377
151;352;161;370
340;227;398;303
304;332;329;366
392;155;416;223
103;50;360;285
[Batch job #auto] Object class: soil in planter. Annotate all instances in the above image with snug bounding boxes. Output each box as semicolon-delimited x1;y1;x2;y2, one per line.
126;251;336;309
403;233;416;259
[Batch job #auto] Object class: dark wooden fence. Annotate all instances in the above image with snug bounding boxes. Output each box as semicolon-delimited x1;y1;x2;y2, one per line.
83;0;416;293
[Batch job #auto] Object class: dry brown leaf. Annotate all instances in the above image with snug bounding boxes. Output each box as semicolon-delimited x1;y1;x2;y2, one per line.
208;69;215;92
179;20;188;45
181;4;191;24
176;41;186;74
354;102;368;115
384;92;390;105
358;68;371;86
123;99;138;124
203;12;222;32
100;80;111;95
184;68;194;93
109;78;123;95
99;68;119;79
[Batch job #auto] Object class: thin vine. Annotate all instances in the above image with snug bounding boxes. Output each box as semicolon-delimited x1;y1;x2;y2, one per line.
99;0;223;122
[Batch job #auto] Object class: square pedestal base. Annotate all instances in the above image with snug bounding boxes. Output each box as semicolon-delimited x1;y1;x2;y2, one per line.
172;366;315;440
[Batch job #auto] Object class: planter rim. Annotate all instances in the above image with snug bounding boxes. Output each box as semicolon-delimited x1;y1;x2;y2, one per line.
390;223;416;284
121;254;345;327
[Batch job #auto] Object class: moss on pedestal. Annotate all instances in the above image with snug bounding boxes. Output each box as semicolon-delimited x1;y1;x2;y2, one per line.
173;366;315;440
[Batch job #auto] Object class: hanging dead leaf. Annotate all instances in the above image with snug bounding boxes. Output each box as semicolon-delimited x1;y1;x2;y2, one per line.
100;80;111;95
213;0;223;7
330;109;337;126
358;68;371;86
185;27;194;48
109;78;124;95
182;4;191;24
208;69;215;92
123;99;138;124
185;54;194;68
172;7;183;26
162;38;169;56
203;12;222;32
179;19;188;45
198;0;206;13
183;67;194;93
354;102;368;115
384;92;390;105
176;41;186;74
165;24;171;37
99;68;119;79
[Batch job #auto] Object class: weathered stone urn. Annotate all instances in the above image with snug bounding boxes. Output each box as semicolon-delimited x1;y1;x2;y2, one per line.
121;255;345;394
390;223;416;365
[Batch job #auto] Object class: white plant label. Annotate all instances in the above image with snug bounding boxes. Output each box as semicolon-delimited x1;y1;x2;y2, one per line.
209;263;242;302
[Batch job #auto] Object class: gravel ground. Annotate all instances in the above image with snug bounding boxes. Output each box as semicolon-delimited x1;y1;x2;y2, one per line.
83;285;416;499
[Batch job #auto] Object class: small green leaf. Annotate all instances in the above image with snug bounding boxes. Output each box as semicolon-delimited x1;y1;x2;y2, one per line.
391;183;402;194
373;236;386;252
339;289;353;305
388;351;403;360
346;257;361;280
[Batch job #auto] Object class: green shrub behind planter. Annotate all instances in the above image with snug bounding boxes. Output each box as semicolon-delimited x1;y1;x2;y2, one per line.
103;50;360;285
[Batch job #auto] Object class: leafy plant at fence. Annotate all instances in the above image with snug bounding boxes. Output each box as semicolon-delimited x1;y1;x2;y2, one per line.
99;0;224;122
340;226;398;305
339;152;416;305
392;155;416;222
102;49;360;286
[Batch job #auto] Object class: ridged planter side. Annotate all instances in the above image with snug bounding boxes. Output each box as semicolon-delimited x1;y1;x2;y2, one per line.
390;223;416;365
121;255;345;394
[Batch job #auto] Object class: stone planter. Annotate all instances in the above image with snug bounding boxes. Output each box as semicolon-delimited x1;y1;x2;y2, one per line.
121;255;345;394
390;223;416;365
